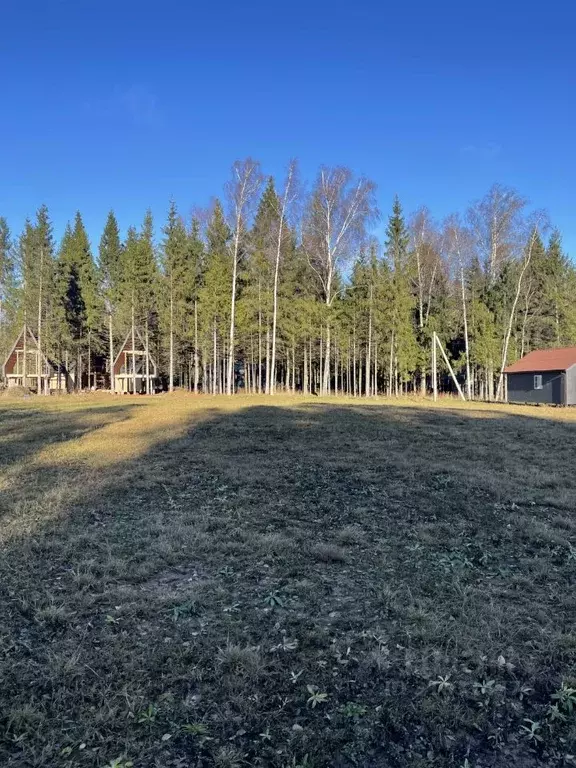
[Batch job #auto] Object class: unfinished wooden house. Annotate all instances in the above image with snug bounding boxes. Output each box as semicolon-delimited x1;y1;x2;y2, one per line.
2;325;68;393
112;330;158;394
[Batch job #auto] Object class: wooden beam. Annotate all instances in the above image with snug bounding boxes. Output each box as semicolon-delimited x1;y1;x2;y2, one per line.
435;333;466;401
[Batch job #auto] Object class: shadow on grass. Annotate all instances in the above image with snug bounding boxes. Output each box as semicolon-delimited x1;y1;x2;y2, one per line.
0;402;142;523
0;401;142;468
1;401;575;768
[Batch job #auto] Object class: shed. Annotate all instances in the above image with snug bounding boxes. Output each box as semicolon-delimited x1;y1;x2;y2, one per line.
113;329;158;394
504;347;576;405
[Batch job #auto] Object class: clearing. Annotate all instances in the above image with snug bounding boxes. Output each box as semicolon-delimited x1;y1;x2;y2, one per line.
0;394;575;767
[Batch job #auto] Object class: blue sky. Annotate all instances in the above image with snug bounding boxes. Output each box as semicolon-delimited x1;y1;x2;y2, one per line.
1;0;575;255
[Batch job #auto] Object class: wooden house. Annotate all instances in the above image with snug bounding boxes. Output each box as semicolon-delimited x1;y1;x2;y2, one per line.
113;330;158;394
2;325;69;393
504;347;576;406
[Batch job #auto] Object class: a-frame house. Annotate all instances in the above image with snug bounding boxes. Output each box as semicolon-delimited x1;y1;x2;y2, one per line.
112;329;158;394
2;325;69;393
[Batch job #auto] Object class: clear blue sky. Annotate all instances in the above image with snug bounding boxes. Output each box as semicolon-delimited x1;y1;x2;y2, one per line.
1;0;575;255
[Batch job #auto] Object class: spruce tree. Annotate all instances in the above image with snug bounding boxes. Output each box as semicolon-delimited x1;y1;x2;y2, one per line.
245;178;277;391
99;211;123;388
199;200;231;394
162;201;189;390
57;212;101;387
188;217;205;391
545;230;576;345
385;197;418;393
16;206;56;391
0;217;15;362
121;212;158;393
58;223;85;363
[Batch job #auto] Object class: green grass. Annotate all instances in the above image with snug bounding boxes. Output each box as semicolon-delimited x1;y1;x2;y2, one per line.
1;393;576;767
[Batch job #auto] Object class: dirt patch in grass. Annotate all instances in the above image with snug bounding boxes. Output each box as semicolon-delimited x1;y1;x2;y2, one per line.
0;395;575;767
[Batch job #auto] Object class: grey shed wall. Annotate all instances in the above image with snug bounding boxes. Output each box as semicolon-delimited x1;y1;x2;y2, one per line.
566;365;576;405
506;370;565;405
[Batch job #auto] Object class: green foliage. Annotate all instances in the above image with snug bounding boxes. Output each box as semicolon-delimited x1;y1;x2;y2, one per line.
199;199;232;336
1;177;574;397
120;212;159;328
0;217;16;357
99;210;123;310
385;197;419;382
58;212;102;358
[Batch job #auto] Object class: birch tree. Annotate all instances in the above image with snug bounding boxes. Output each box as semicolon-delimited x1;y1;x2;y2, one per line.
303;167;377;395
269;159;298;394
467;184;527;397
467;184;527;285
409;207;442;392
225;159;263;395
495;214;547;400
444;215;473;399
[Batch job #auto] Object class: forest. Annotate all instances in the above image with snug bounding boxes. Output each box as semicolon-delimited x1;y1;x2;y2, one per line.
0;159;574;398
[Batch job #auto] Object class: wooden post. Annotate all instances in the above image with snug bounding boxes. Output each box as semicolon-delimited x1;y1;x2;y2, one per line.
22;324;27;387
432;332;437;402
131;303;136;395
145;318;150;395
435;333;466;401
109;312;115;392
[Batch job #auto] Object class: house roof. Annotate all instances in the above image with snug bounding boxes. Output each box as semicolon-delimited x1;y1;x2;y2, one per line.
504;347;576;373
2;324;55;374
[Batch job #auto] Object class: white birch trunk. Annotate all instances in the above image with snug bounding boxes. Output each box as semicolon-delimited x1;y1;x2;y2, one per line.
145;317;150;395
194;299;199;394
169;287;174;392
365;285;372;397
37;247;43;394
270;162;295;395
131;299;136;395
495;226;540;400
461;266;472;400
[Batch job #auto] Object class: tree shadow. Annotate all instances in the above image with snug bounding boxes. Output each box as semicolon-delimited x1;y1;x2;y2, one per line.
0;401;142;470
0;401;143;523
0;400;574;767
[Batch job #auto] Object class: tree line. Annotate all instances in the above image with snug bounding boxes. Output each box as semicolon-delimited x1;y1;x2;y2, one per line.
0;159;574;398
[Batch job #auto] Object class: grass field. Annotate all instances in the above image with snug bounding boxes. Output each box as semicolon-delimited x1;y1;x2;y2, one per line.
1;393;575;768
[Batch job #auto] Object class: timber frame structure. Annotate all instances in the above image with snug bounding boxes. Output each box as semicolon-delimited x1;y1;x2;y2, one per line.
112;329;159;394
2;325;69;393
